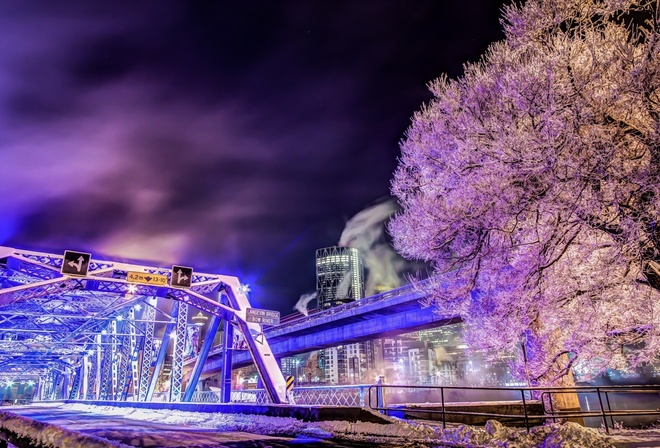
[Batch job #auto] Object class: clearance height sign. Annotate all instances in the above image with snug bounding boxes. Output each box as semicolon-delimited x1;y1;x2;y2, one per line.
126;271;168;286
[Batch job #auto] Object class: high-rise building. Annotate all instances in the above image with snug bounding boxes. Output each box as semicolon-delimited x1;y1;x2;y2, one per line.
374;334;436;384
315;246;363;309
316;246;374;383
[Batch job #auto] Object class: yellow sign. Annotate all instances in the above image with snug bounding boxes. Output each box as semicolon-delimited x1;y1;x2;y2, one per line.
127;271;168;286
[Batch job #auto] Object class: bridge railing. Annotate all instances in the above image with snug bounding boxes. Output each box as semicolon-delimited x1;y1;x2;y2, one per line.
176;383;660;431
190;384;374;406
266;279;434;334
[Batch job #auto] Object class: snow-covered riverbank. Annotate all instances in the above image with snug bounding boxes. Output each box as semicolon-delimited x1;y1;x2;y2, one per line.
2;403;659;447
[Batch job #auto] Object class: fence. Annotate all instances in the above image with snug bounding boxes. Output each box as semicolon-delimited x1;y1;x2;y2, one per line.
366;384;660;433
191;384;374;406
190;383;660;432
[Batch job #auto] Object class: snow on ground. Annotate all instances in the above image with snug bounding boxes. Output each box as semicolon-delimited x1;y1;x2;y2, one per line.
0;408;129;448
58;403;647;447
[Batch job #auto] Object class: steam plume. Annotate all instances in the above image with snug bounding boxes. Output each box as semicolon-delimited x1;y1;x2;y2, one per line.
338;199;404;296
294;292;317;316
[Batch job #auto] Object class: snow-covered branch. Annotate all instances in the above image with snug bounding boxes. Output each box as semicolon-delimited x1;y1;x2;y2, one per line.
391;0;660;384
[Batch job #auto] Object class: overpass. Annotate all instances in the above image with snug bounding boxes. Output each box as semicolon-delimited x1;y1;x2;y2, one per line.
197;281;461;372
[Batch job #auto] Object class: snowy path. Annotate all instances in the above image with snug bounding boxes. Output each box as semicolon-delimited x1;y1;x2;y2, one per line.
0;405;320;447
4;403;660;447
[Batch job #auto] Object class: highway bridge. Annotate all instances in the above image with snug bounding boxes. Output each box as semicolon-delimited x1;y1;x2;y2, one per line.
198;281;460;372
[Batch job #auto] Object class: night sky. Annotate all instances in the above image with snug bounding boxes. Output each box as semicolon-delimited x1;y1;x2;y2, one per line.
0;1;506;314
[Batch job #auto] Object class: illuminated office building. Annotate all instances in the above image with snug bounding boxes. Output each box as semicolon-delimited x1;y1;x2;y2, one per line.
315;246;363;309
316;246;373;383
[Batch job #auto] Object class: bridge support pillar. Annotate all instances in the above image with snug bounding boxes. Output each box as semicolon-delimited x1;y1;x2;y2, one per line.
138;297;157;401
81;355;89;400
61;369;69;400
94;334;102;400
146;302;177;402
183;312;222;402
220;313;234;404
169;301;188;402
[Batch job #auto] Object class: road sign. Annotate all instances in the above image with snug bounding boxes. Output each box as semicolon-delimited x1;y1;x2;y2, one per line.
286;375;294;393
61;250;91;276
127;271;168;286
245;308;280;326
170;265;193;288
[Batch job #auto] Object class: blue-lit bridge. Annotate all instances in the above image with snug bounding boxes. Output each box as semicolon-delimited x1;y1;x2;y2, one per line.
0;246;457;408
200;282;460;372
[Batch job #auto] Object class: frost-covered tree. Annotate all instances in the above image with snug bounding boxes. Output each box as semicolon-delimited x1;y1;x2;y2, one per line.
391;0;660;385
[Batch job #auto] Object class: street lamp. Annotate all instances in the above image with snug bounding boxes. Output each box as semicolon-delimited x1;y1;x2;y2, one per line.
295;359;300;385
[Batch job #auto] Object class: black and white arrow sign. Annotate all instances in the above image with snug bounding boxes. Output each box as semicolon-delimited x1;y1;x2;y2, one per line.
170;265;193;288
61;251;91;276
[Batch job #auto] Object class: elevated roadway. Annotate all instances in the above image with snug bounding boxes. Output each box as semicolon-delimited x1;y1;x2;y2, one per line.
199;282;461;371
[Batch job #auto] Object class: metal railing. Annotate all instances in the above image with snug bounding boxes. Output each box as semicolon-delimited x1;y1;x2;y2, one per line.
191;384;373;406
265;279;433;335
290;384;371;406
366;384;660;433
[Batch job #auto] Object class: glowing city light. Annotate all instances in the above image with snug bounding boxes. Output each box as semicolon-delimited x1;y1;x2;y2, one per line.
191;311;208;326
127;284;138;294
238;283;251;295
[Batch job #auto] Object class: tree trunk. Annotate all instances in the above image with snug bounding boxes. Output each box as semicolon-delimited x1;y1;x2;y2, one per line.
550;354;584;426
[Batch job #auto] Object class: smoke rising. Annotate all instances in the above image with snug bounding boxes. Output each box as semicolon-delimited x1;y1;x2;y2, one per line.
294;292;317;316
336;270;353;300
339;199;423;296
294;198;426;315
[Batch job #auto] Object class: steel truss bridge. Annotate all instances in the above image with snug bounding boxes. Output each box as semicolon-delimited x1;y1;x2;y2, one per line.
0;246;290;405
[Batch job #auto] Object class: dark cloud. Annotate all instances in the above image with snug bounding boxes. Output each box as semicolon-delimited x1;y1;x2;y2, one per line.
0;0;506;313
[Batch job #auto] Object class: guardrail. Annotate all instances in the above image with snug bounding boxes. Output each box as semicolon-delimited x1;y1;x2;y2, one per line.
366;384;660;432
191;384;375;406
265;279;433;334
